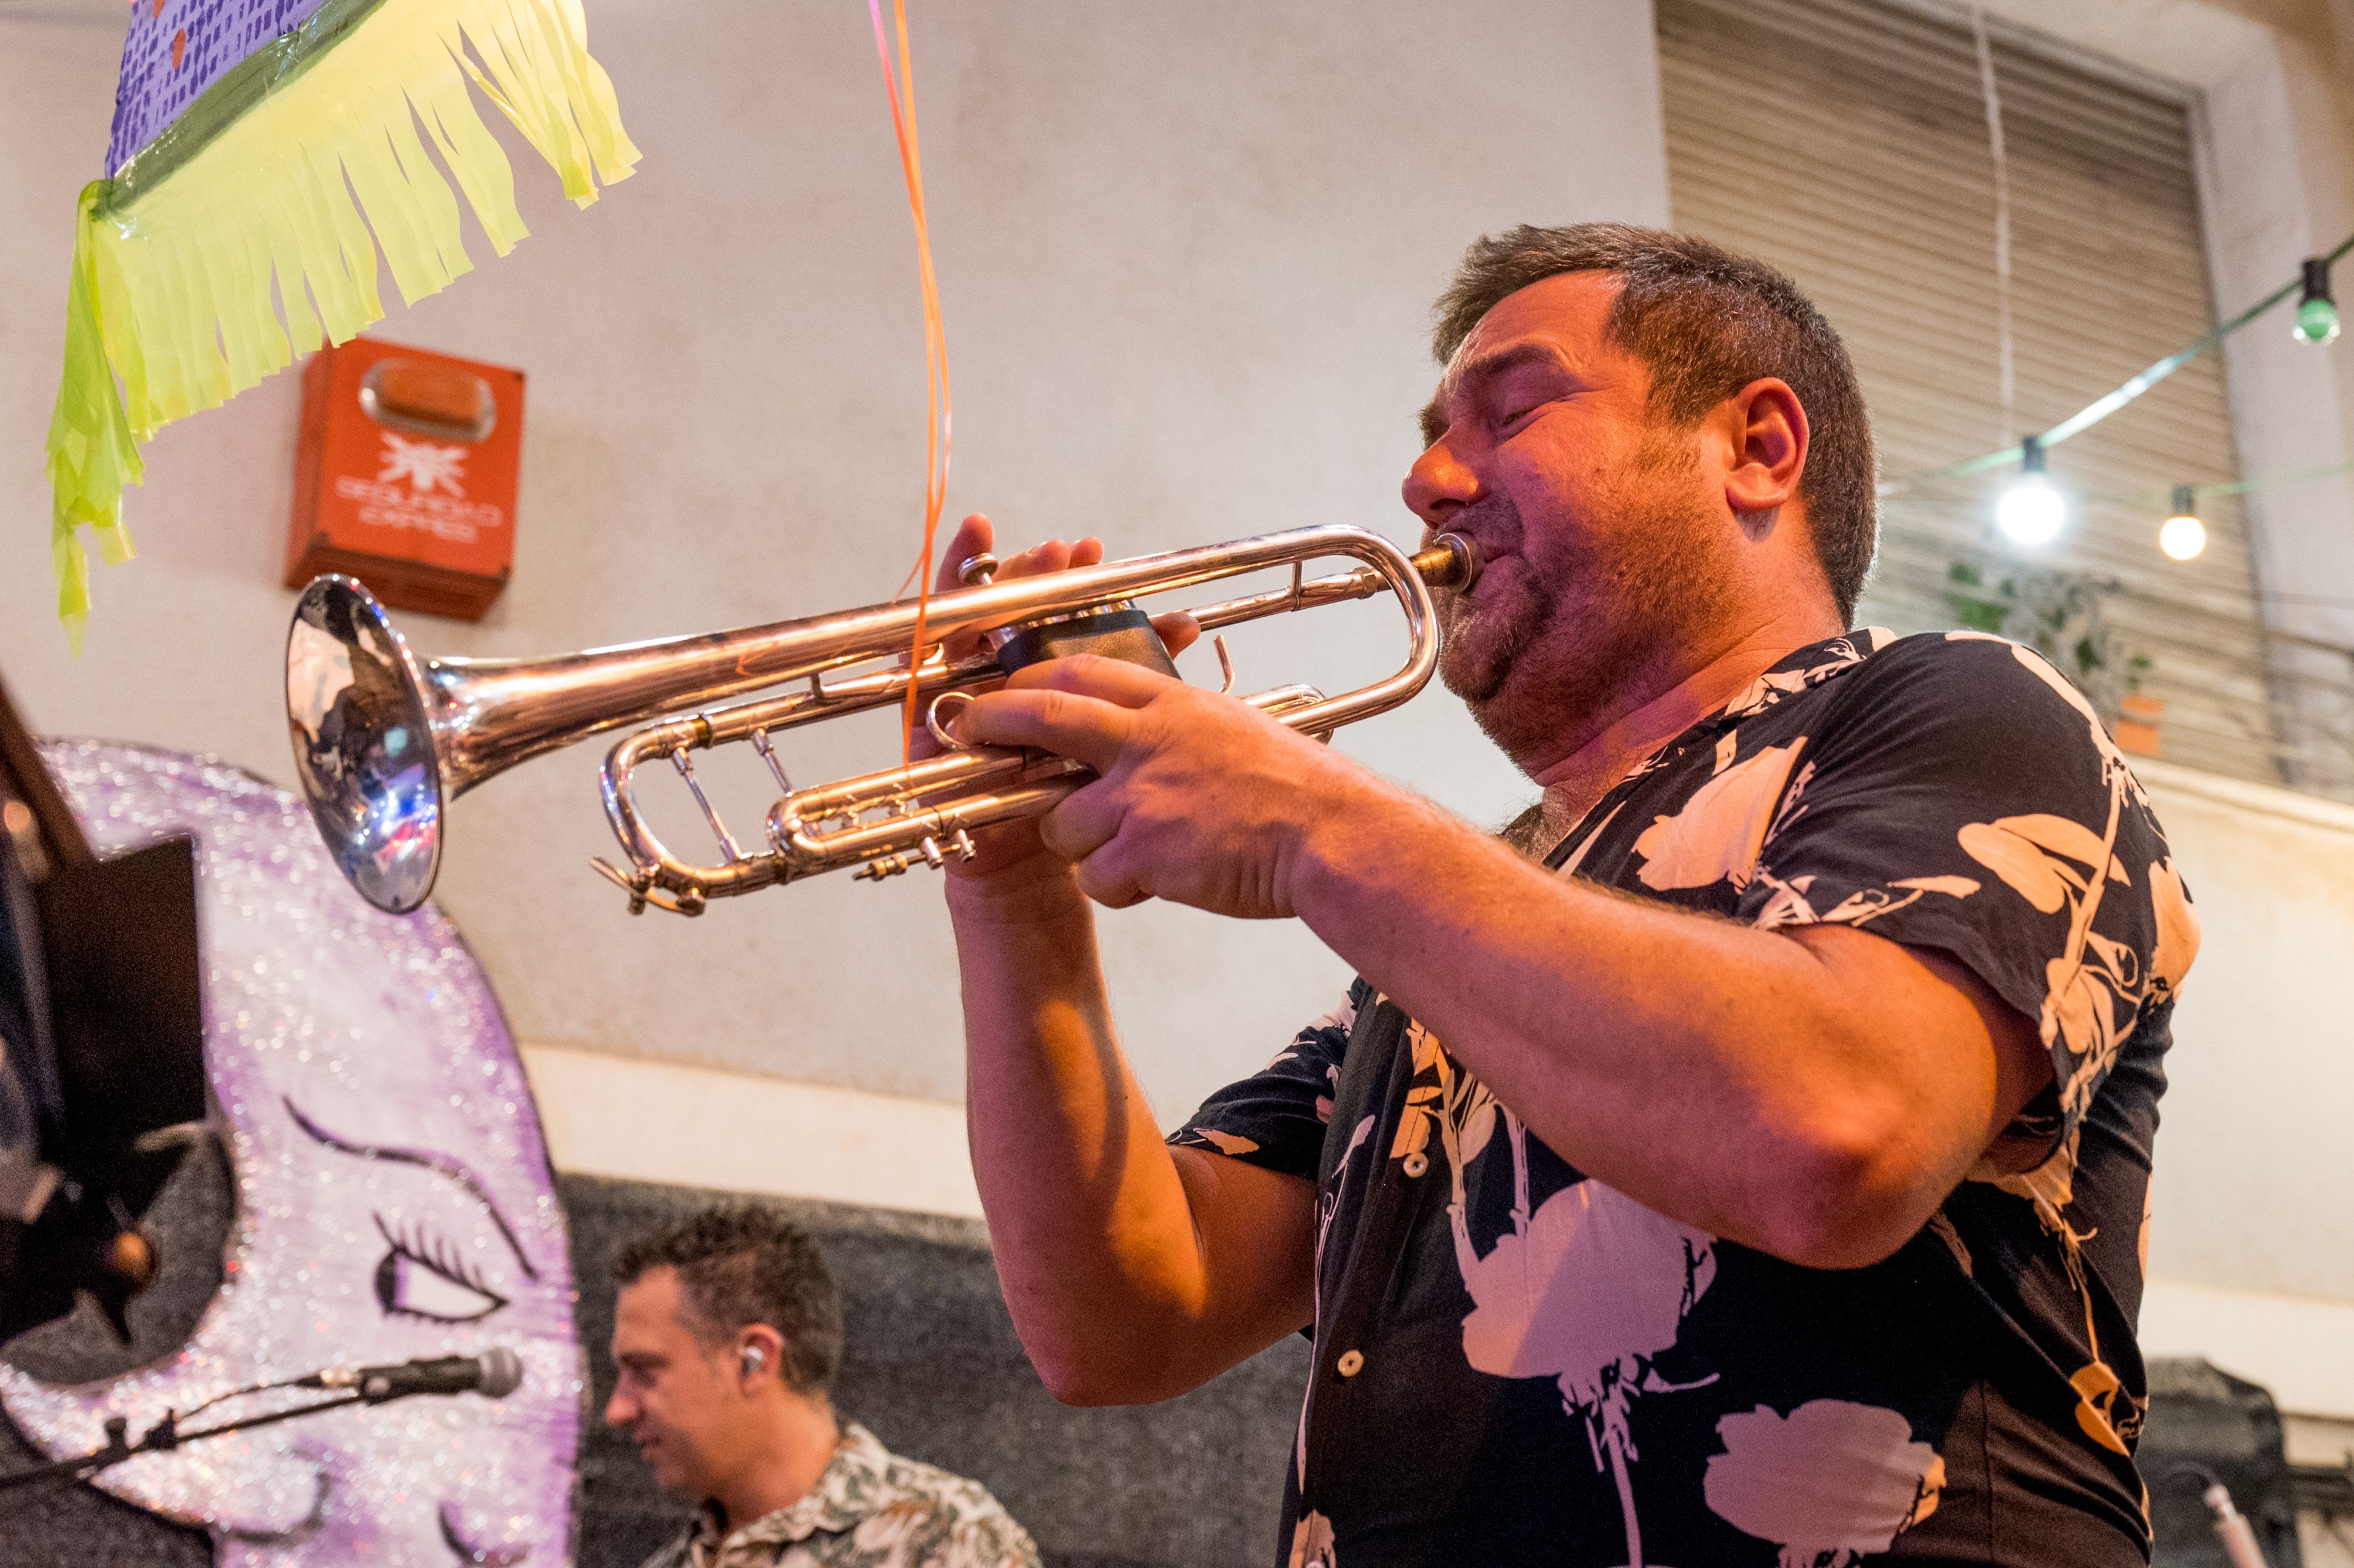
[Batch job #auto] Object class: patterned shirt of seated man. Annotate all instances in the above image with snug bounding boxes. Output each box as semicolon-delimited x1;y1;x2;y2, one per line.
609;1205;1041;1568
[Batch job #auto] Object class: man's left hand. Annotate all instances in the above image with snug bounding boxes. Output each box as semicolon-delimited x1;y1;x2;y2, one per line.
956;655;1367;917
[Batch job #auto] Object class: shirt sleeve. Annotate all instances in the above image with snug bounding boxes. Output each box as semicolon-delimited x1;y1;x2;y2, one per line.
942;1510;1042;1568
1166;977;1366;1182
1737;632;2199;1143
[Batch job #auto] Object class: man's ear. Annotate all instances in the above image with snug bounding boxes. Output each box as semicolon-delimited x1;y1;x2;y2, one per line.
1719;377;1808;527
736;1325;785;1389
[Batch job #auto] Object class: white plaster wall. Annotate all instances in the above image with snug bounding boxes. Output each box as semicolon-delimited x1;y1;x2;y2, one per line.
2127;761;2354;1416
2140;765;2354;1304
0;1;1670;1124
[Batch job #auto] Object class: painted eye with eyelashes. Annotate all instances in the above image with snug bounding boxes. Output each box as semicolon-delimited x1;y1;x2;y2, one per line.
374;1214;510;1323
285;1094;541;1327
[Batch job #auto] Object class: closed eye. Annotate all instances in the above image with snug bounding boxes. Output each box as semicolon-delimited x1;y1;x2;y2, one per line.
374;1215;509;1324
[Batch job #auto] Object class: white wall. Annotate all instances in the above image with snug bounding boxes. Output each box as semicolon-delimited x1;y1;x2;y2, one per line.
0;0;1669;1124
2133;763;2354;1416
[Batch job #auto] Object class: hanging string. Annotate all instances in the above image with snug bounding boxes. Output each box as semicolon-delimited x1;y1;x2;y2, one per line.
867;0;953;761
1971;8;2017;450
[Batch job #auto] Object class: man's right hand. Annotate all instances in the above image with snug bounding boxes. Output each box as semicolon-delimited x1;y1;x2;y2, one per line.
931;511;1316;1409
917;513;1197;890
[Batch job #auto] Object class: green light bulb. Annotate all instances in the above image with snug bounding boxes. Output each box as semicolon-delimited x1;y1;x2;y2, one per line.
2296;292;2340;345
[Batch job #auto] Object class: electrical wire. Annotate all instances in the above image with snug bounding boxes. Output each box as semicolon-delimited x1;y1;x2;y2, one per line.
1883;458;2353;521
2075;460;2354;510
1879;230;2354;496
172;1375;315;1424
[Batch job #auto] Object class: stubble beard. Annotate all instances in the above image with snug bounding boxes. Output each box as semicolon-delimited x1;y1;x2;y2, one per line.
1435;443;1734;767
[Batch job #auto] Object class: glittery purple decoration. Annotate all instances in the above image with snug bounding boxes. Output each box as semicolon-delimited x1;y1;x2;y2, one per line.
106;0;330;178
0;743;580;1568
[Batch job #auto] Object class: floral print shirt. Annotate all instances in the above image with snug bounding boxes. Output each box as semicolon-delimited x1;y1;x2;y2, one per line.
1172;629;2199;1568
635;1422;1041;1568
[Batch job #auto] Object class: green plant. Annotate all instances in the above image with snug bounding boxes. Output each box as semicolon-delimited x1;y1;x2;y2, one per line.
1943;561;2154;715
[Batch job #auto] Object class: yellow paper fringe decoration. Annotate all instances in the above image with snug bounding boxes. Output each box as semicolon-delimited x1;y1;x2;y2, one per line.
45;0;638;648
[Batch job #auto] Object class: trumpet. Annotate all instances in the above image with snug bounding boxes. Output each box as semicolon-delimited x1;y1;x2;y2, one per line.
286;524;1478;916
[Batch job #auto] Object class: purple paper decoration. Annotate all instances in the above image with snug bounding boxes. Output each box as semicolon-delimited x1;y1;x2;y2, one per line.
107;0;330;178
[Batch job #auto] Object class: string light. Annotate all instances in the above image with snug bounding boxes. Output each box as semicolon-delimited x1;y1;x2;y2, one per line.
1882;229;2353;498
1892;464;2351;566
2159;484;2207;561
2296;257;2339;346
1997;434;2065;546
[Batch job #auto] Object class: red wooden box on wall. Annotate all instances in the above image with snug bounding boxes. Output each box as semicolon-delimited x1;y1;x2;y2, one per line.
284;337;526;621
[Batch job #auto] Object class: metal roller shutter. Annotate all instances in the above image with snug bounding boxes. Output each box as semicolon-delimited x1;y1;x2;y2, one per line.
1658;0;2290;787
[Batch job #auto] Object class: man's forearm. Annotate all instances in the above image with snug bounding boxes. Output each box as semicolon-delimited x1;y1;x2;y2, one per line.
1285;779;2013;1267
950;866;1289;1402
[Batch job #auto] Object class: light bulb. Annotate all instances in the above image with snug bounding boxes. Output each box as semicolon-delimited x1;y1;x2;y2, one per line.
2296;257;2339;345
1996;437;2064;546
2296;294;2340;346
1999;475;2066;545
2159;483;2205;561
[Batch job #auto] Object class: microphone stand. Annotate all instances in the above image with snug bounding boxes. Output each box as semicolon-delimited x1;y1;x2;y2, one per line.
0;1390;366;1499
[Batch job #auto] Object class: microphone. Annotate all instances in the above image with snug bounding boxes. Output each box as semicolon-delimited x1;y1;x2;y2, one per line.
302;1348;525;1403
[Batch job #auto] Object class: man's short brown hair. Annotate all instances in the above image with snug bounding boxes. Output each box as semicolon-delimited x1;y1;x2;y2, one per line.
615;1205;843;1396
1430;223;1877;624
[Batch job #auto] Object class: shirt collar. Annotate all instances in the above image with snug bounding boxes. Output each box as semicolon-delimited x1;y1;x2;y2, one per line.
1539;627;1898;872
1691;625;1896;739
694;1422;893;1552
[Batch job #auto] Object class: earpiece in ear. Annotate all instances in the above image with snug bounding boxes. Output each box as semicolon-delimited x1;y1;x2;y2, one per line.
740;1345;766;1377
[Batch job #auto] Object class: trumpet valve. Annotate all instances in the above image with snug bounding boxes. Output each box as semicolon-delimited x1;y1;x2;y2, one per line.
851;828;976;882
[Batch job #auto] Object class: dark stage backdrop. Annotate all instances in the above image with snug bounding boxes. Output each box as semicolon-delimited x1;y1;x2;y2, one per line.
0;1143;2307;1566
0;1150;1307;1568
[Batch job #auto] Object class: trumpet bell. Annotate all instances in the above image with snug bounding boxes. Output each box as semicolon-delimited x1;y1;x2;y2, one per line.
286;576;443;916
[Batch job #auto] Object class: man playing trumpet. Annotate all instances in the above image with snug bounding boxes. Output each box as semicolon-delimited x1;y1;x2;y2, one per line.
937;224;2196;1566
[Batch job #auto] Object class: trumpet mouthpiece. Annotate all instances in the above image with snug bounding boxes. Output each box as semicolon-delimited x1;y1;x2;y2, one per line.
1415;532;1481;593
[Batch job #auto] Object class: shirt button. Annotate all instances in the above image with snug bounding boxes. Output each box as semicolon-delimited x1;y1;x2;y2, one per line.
1335;1349;1364;1378
1402;1151;1430;1178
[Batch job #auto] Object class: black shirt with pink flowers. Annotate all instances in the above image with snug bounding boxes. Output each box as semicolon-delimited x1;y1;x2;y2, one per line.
1172;628;2198;1567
